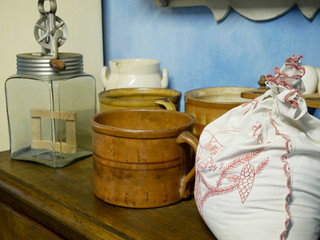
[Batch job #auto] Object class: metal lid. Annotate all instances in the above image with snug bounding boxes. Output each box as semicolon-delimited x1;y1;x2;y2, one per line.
17;52;83;76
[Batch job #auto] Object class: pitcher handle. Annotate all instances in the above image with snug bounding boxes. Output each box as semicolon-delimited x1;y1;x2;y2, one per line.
155;99;176;111
176;131;199;199
100;66;109;89
160;67;168;88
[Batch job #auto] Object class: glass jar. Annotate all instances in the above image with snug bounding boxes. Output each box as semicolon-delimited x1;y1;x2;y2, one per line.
5;52;96;167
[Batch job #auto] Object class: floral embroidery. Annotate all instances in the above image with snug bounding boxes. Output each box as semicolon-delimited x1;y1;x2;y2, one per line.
253;121;263;144
194;54;312;240
242;99;259;116
195;129;269;216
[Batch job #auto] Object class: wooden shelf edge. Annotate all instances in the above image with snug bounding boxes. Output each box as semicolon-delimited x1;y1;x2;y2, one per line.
0;171;127;240
153;0;320;22
241;90;320;109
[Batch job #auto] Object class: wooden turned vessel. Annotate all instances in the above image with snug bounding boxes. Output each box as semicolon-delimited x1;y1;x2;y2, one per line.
184;87;255;138
91;109;195;208
99;88;181;112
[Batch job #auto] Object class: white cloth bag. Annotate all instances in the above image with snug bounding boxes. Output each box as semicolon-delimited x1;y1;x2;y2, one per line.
195;55;320;240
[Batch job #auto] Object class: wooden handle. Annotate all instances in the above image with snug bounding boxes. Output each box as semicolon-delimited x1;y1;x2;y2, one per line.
176;131;199;199
257;75;267;88
155;99;176;111
49;59;66;71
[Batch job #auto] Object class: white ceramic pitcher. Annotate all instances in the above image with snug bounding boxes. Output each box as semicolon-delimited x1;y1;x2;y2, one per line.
101;59;168;90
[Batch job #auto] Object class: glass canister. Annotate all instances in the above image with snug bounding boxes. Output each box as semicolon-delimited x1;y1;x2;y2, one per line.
4;0;96;167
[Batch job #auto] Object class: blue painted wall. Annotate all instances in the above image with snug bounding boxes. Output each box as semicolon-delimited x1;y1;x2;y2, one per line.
102;0;320;111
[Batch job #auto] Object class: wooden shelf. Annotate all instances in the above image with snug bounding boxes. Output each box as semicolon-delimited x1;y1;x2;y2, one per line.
153;0;320;21
0;151;215;240
241;89;320;109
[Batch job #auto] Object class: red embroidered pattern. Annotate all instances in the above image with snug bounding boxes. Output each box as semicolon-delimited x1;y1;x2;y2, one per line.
242;99;259;115
265;54;305;109
269;109;293;240
266;54;305;88
195;54;302;239
195;109;293;239
264;54;298;238
253;121;263;144
195;129;270;216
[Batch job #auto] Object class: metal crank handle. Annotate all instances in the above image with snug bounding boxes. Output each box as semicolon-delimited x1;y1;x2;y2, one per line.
49;29;66;71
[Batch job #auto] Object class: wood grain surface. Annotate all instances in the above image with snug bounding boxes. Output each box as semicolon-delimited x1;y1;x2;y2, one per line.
0;151;216;240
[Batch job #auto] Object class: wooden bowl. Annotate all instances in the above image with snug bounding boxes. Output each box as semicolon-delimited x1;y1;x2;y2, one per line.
99;88;181;112
185;87;255;138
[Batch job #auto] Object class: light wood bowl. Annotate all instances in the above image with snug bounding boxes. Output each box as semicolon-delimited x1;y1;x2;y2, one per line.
185;87;255;138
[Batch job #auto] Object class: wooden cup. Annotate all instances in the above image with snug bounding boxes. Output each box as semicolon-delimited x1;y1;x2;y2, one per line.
91;109;196;208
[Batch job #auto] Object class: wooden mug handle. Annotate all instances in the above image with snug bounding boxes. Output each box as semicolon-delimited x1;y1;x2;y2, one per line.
155;99;176;111
176;131;198;199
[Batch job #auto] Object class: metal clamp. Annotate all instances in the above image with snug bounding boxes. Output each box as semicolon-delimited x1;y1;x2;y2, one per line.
38;0;57;14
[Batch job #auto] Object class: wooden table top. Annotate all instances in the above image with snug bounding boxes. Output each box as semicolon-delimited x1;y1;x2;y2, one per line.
0;151;215;240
